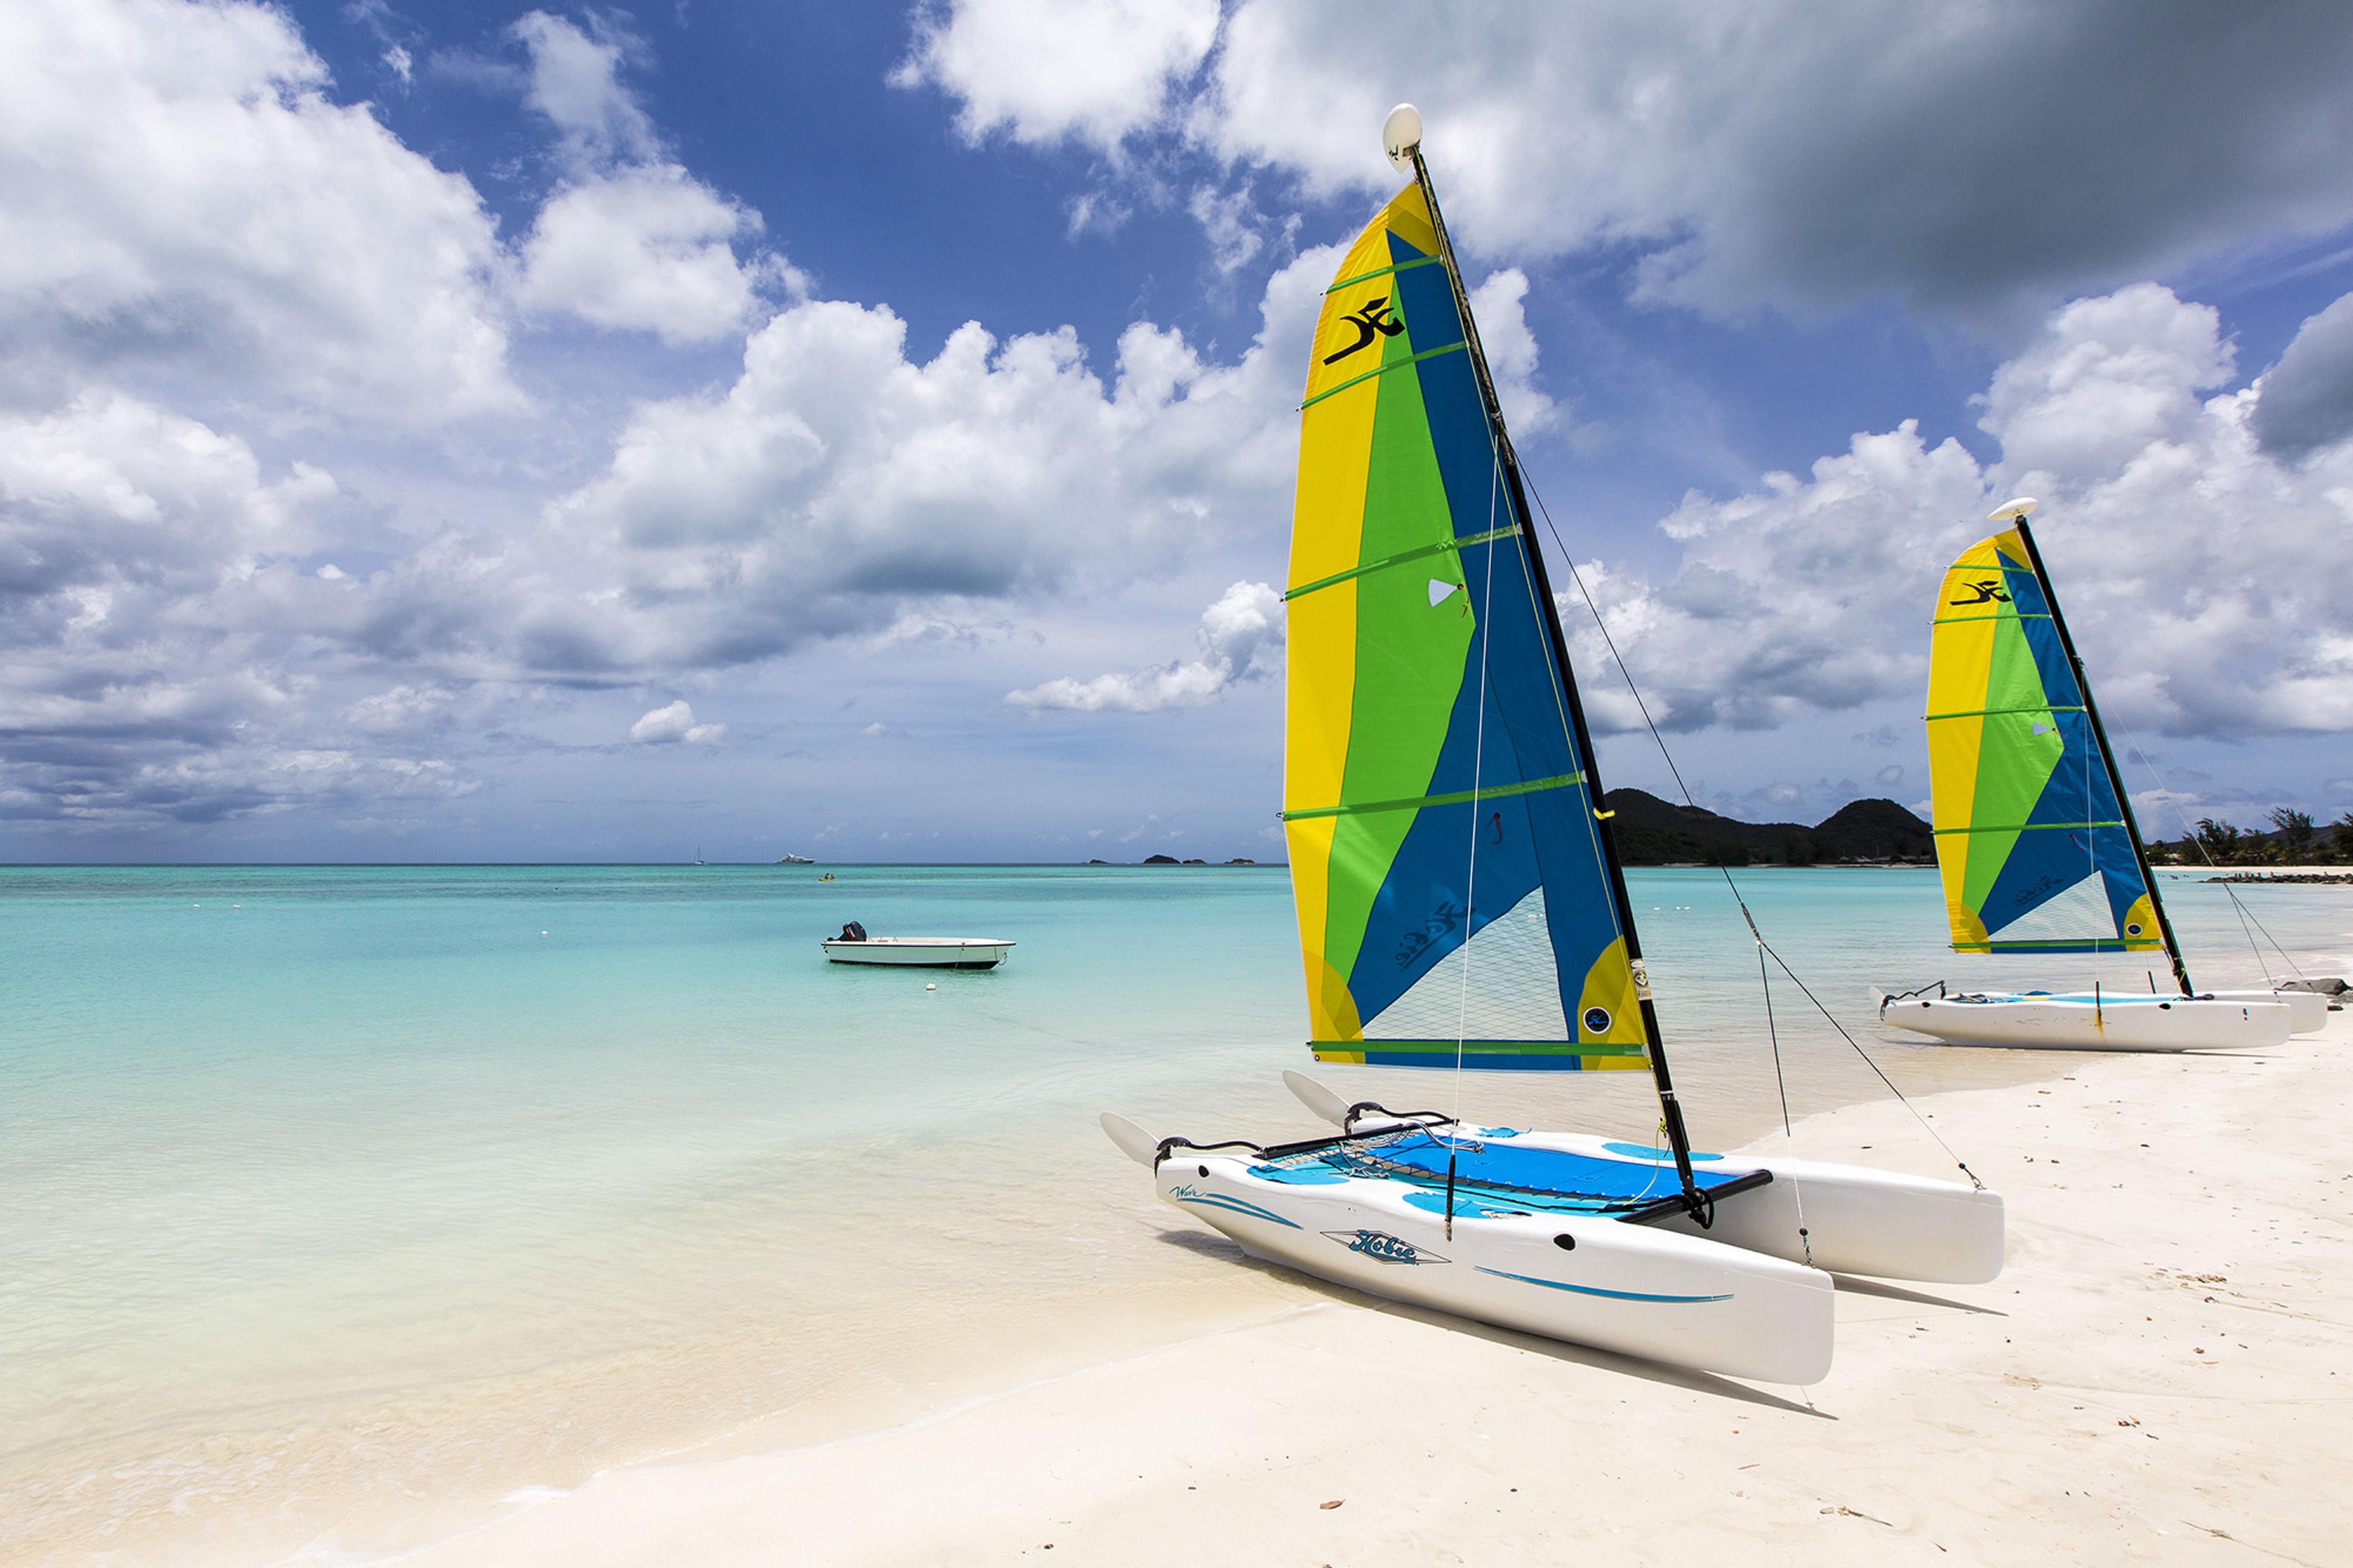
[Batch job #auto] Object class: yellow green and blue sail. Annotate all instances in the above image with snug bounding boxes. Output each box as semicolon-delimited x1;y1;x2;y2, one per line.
1281;182;1646;1071
1924;528;2161;953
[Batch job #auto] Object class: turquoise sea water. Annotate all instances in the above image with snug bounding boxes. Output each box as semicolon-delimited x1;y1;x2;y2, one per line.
5;863;2347;1564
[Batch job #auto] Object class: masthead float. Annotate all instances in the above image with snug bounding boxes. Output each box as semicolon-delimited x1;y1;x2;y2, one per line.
1100;106;2005;1386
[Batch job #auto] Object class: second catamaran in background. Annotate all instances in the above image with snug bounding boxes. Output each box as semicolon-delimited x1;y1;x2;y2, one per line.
1883;500;2314;1049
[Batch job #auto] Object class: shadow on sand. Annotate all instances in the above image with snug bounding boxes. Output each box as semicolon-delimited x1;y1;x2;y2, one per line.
1830;1272;2008;1315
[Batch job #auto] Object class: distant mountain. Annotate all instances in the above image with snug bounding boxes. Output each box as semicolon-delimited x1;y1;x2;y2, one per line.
1601;789;1934;866
1811;798;1938;861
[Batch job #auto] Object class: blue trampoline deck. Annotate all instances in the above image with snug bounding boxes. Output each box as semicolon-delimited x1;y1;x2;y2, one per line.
1249;1128;1758;1215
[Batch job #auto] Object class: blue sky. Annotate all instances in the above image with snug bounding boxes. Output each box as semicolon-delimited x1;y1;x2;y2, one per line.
4;0;2353;862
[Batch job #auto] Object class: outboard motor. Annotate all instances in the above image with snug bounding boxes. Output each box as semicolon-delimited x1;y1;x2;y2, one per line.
837;921;867;942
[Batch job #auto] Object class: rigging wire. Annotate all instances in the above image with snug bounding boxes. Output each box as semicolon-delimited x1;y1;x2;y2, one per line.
1441;445;1508;1240
1409;144;1685;1189
2107;711;2311;986
1741;898;1814;1265
1514;476;1986;1192
2083;664;2103;1001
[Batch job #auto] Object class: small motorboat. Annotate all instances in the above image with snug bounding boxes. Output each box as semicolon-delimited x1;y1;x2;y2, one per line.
821;922;1012;969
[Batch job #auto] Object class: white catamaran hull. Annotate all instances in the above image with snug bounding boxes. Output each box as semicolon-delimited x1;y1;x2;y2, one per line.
1881;993;2289;1050
1156;1148;1837;1385
1123;1099;2004;1385
1523;1134;2007;1284
2209;988;2327;1034
821;937;1013;969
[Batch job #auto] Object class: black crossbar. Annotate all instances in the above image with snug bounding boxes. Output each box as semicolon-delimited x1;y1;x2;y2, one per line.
1616;1167;1776;1226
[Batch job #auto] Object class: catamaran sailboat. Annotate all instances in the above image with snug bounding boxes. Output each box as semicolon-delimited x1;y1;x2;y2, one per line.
1102;107;2003;1387
1881;503;2310;1050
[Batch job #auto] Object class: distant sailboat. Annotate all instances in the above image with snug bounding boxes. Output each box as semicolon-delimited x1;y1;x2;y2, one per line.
692;846;707;866
1101;106;2002;1387
1881;501;2313;1049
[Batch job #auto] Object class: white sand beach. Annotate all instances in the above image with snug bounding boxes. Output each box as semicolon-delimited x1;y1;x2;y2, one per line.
383;1009;2353;1568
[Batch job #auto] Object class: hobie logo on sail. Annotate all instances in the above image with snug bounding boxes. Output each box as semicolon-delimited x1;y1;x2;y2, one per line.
1948;579;2011;606
1393;898;1467;968
1325;1229;1447;1265
1324;297;1404;364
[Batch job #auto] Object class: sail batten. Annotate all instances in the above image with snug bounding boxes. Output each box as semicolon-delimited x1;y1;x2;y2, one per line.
1283;181;1643;1072
1324;256;1445;293
1299;342;1468;410
1284;523;1519;601
1934;820;2124;835
1281;770;1585;823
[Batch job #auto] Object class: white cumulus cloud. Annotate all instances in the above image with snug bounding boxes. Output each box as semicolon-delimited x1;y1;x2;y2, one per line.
512;9;658;165
511;12;786;343
1466;268;1556;434
0;0;517;419
628;700;725;744
2251;289;2353;462
896;0;1220;151
517;166;777;345
910;0;2353;319
1007;580;1282;712
1569;284;2353;740
533;248;1328;671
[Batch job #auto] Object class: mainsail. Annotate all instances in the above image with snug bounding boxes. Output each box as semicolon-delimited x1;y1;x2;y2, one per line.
1281;180;1646;1071
1924;524;2167;959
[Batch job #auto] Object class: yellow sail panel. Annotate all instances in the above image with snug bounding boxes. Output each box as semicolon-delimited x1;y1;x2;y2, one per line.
1284;182;1446;1039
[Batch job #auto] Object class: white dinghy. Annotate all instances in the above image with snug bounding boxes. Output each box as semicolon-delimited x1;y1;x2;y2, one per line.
1102;108;2002;1388
1886;502;2302;1051
822;922;1012;969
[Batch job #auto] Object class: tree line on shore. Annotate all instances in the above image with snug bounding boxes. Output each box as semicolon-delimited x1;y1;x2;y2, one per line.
1078;800;2350;870
2154;809;2353;866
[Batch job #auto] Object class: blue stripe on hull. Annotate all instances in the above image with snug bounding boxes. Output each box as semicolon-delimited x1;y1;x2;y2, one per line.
1475;1266;1731;1304
1175;1194;1301;1229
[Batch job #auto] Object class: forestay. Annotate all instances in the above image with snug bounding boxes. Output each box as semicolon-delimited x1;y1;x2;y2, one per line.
1281;183;1644;1070
1925;527;2161;954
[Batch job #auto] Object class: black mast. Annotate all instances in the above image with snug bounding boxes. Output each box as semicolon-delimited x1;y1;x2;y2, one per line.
2005;510;2195;995
1404;144;1702;1206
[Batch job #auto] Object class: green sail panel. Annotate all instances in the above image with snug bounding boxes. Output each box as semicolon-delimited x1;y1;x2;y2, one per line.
1281;182;1644;1071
